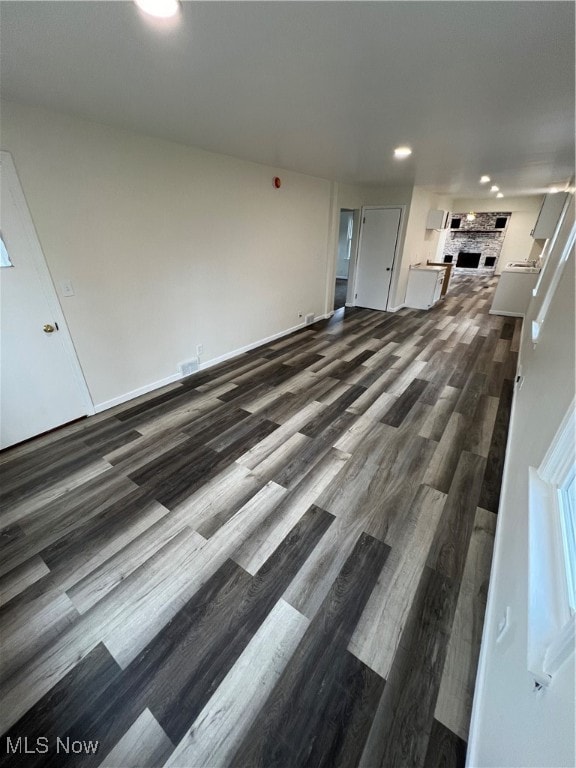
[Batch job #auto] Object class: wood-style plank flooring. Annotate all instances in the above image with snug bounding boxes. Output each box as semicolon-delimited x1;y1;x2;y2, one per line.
0;275;516;768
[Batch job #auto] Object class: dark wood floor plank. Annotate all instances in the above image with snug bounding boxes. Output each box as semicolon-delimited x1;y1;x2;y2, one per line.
229;532;389;768
0;644;122;768
359;566;459;768
478;377;514;513
0;472;138;578
38;486;163;572
115;385;201;423
300;384;366;438
274;412;354;490
423;719;467;768
0;441;102;508
446;334;485;390
426;451;487;581
380;377;428;427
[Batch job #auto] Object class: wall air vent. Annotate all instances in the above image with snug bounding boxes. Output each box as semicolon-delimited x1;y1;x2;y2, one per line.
179;359;199;377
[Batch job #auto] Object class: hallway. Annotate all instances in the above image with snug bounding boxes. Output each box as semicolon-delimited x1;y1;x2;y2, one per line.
0;275;517;768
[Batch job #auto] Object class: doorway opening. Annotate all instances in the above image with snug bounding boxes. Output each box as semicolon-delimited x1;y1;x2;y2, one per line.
334;209;355;310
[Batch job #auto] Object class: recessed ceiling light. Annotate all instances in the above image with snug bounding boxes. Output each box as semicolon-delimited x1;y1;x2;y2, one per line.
549;186;560;194
490;185;499;192
480;176;491;184
134;0;180;19
394;146;412;159
496;192;504;198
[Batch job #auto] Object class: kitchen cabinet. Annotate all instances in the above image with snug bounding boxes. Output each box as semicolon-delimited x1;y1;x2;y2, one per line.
426;261;452;296
405;266;446;310
532;193;568;239
490;266;540;316
426;209;450;230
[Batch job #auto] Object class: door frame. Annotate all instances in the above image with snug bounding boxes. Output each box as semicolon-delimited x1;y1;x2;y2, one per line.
353;205;406;311
1;151;95;423
345;209;361;306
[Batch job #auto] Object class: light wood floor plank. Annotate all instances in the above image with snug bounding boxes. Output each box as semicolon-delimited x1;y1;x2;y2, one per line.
0;555;50;607
164;599;308;768
348;483;447;679
435;506;496;740
98;709;174;768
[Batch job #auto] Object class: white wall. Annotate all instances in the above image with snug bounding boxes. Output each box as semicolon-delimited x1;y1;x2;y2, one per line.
394;187;452;307
1;101;334;408
333;183;413;310
332;185;452;311
468;197;575;767
451;196;544;274
337;182;413;212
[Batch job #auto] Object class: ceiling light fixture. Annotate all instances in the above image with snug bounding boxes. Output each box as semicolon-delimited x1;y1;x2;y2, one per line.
490;185;499;193
394;146;412;159
134;0;180;19
466;212;476;222
496;192;504;198
549;187;560;194
480;175;491;184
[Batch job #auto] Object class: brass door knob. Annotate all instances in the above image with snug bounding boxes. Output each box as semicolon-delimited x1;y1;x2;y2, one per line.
43;324;56;333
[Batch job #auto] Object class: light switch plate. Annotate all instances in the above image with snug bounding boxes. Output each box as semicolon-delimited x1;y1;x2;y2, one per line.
61;279;75;297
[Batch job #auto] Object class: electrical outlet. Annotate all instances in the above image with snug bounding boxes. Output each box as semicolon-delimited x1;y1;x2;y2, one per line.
196;343;203;357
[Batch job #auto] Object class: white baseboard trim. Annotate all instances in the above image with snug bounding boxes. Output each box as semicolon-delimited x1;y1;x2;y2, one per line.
93;313;331;414
197;315;330;371
93;372;183;413
489;309;524;317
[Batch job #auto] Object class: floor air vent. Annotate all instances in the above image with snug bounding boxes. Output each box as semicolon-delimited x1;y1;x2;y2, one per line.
305;313;315;325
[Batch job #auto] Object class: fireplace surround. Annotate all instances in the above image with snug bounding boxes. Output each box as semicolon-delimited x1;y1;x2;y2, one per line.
443;211;511;270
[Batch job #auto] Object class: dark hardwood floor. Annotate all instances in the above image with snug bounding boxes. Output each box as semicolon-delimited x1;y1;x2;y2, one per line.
0;274;516;768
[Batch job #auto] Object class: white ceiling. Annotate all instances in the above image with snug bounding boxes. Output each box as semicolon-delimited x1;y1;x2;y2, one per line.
1;1;574;197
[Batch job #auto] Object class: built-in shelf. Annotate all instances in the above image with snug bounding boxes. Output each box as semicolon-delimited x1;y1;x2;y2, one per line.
450;230;504;234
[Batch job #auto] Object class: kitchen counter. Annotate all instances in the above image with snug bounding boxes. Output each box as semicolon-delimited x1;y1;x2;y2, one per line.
490;263;540;316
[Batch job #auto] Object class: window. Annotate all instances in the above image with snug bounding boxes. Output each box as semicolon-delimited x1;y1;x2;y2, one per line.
559;470;576;612
528;401;576;687
531;218;575;345
0;234;13;268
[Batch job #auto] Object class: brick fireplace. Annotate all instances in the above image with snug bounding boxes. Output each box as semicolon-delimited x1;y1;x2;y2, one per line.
444;212;511;270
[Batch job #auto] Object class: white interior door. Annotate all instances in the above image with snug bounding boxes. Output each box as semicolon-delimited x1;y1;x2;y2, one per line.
355;207;402;310
0;152;92;449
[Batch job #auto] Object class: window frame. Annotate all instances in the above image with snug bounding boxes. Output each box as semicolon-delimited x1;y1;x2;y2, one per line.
528;400;576;687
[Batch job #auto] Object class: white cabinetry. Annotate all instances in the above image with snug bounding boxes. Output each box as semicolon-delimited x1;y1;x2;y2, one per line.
532;193;568;239
405;266;445;309
426;209;449;230
490;268;540;317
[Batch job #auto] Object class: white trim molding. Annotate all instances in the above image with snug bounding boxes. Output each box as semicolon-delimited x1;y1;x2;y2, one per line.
94;313;333;413
528;399;576;686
